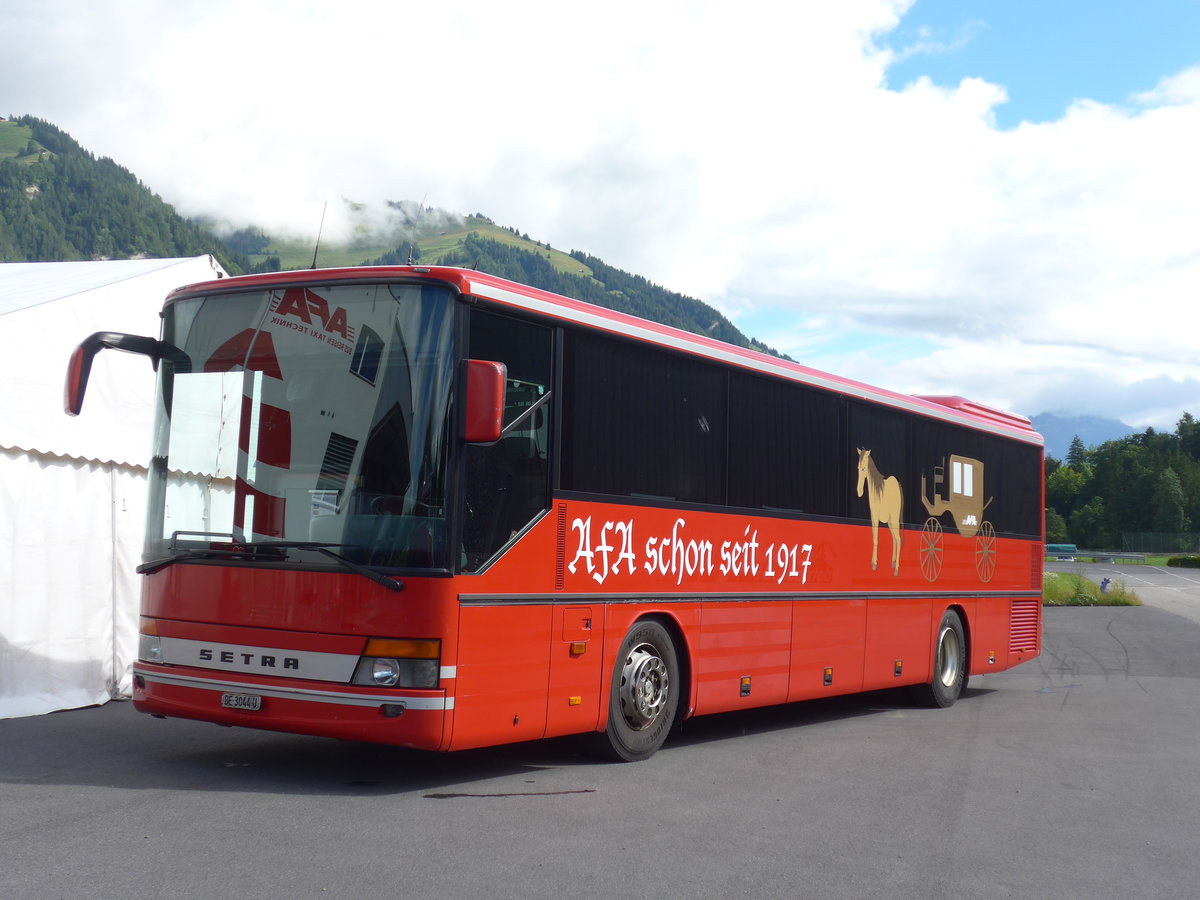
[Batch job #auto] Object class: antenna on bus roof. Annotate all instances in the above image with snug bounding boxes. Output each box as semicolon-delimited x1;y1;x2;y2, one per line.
407;243;414;265
311;201;327;269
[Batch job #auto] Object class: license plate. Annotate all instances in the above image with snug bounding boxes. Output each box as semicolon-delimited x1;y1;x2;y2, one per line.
220;692;263;711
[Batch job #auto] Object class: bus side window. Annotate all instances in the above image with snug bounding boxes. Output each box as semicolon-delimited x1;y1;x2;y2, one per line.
462;310;552;571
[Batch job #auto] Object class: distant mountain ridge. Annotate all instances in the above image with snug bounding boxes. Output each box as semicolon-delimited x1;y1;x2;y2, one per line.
0;116;774;355
0;116;245;271
0;117;1175;422
1031;412;1136;460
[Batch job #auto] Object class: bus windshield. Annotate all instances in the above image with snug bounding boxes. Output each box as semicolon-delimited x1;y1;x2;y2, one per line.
144;281;457;571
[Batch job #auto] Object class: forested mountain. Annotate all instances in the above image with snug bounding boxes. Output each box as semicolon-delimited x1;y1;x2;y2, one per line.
1045;414;1200;551
385;231;777;355
7;115;1200;548
1;116;771;352
1032;412;1134;460
0;116;244;271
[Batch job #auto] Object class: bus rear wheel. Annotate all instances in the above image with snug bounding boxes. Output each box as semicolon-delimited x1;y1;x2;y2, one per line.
913;609;966;708
591;619;680;762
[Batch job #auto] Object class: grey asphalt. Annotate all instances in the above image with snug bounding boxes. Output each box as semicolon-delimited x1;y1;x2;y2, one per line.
3;571;1200;899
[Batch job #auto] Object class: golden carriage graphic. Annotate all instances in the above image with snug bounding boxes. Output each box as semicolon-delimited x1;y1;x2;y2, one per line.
919;455;997;582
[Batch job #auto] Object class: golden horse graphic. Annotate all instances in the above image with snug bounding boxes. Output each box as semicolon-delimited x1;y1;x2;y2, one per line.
855;448;903;575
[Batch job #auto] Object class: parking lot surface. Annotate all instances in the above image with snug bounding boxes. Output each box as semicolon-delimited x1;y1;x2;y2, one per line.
4;572;1200;898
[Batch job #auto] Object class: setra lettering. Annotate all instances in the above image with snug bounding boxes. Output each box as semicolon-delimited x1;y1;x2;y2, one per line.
196;647;301;671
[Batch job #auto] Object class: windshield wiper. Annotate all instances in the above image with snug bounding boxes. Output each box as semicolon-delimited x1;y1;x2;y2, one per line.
138;547;234;574
278;542;405;593
138;540;404;592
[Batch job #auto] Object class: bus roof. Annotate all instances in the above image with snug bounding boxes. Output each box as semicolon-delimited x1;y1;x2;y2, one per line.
167;265;1043;447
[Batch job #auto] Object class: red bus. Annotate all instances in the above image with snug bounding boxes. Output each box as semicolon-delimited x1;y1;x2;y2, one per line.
66;265;1043;760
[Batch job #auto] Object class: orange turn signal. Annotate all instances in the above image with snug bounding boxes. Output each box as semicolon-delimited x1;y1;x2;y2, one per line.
364;638;440;659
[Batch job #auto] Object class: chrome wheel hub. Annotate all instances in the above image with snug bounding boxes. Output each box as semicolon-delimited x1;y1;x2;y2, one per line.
618;642;670;729
936;625;961;688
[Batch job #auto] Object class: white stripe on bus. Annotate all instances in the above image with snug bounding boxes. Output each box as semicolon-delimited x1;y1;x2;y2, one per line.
136;666;453;710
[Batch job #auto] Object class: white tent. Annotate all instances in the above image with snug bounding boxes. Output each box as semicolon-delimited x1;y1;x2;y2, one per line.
0;256;228;718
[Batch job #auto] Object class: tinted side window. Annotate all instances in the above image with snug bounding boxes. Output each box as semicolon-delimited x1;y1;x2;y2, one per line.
912;420;1041;538
562;331;725;505
728;372;844;517
462;310;553;571
850;402;911;525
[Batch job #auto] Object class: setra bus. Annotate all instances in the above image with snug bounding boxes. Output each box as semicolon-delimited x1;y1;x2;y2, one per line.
65;265;1043;760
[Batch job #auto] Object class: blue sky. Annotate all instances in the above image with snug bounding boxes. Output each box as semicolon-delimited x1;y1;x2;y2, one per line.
886;0;1200;128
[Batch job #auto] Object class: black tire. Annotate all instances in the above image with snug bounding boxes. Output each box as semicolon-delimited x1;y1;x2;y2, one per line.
590;619;680;762
913;609;967;708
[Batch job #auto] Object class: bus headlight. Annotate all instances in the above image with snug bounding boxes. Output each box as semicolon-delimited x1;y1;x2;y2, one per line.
139;632;164;663
352;639;440;688
369;658;401;685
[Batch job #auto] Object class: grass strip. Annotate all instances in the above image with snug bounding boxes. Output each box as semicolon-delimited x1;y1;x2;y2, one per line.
1043;572;1140;606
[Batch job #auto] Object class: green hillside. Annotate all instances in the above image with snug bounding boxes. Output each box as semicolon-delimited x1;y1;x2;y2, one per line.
0;116;245;270
247;212;593;279
0;119;50;164
0;115;775;354
248;205;774;353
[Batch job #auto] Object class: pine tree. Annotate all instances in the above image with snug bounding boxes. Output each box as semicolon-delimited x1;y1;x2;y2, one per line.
1151;467;1190;533
1066;435;1088;468
1178;412;1200;460
1069;496;1107;548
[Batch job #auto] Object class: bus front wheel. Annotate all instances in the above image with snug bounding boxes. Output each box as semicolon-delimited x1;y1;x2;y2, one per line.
591;619;680;762
913;609;967;708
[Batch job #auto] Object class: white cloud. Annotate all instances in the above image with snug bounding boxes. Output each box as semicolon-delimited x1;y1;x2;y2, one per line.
2;0;1199;428
887;17;989;67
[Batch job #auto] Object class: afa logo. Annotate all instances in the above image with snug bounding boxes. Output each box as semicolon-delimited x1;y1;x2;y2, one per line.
271;288;356;341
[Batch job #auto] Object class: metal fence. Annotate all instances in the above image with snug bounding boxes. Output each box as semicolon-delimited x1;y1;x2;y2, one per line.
1122;532;1200;554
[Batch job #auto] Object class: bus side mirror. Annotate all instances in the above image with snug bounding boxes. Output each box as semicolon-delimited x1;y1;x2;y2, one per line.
64;331;190;416
464;359;507;443
65;341;97;416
